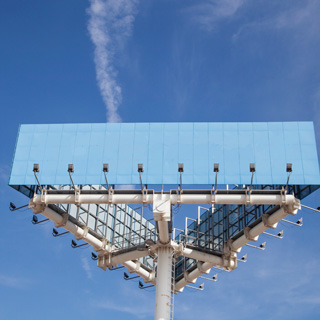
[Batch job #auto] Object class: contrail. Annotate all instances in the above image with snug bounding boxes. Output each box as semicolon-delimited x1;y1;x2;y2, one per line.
87;0;138;122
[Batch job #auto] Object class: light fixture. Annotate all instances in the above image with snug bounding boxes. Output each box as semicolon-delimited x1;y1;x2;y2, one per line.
71;239;88;248
199;283;204;289
212;274;218;281
138;164;144;190
52;228;69;237
250;163;255;189
68;164;75;189
249;163;255;172
241;254;247;261
213;163;219;190
260;242;266;249
138;280;154;289
9;202;16;211
103;163;109;190
33;163;42;191
68;164;74;173
31;215;49;225
178;163;184;192
296;218;303;225
91;252;98;261
277;230;284;238
286;163;293;189
123;272;139;280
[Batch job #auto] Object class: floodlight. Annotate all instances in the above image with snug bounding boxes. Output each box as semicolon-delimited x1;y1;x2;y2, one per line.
31;215;49;225
213;163;219;173
32;215;38;224
139;281;144;288
260;242;266;248
52;228;59;236
241;254;247;261
212;274;218;280
103;163;109;172
297;218;303;225
68;164;74;173
286;163;293;173
123;272;139;280
199;283;204;289
91;252;98;261
9;202;16;210
178;163;184;173
249;163;255;173
138;163;144;173
33;164;42;191
277;230;284;238
70;239;88;248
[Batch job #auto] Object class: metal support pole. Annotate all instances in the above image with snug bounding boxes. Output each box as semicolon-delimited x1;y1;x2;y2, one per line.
154;246;173;320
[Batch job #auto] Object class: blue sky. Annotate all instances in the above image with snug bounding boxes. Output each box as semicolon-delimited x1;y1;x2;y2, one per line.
1;0;320;319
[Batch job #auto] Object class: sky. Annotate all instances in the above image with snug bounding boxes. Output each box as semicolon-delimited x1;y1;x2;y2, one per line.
1;0;320;319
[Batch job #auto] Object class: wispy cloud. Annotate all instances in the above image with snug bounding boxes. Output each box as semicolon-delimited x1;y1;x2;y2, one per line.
87;0;139;122
0;273;32;289
0;164;10;184
94;284;154;319
81;256;93;279
186;0;247;31
95;300;152;319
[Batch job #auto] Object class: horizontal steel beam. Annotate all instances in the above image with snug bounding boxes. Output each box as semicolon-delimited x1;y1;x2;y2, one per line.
31;191;297;206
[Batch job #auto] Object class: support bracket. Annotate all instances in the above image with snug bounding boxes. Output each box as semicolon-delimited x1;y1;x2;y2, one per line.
262;213;278;229
244;227;259;242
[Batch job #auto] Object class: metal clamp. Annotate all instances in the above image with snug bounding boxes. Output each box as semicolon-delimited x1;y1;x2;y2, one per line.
75;226;89;241
281;188;287;206
54;212;69;228
108;186;114;204
245;187;251;206
40;188;47;204
75;188;81;205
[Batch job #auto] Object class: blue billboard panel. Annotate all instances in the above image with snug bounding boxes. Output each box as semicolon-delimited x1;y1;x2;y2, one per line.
9;122;320;186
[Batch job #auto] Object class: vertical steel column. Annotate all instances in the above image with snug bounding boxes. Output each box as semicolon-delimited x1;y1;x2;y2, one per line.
154;246;173;320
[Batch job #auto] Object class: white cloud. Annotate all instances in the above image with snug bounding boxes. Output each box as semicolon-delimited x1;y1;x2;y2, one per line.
186;0;247;31
0;273;32;289
87;0;139;122
81;256;93;279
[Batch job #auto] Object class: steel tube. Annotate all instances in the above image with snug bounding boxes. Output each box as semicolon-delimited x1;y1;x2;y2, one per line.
33;193;296;206
154;247;173;320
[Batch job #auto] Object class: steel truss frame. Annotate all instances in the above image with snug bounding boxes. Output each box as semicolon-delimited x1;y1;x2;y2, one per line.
23;183;316;319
